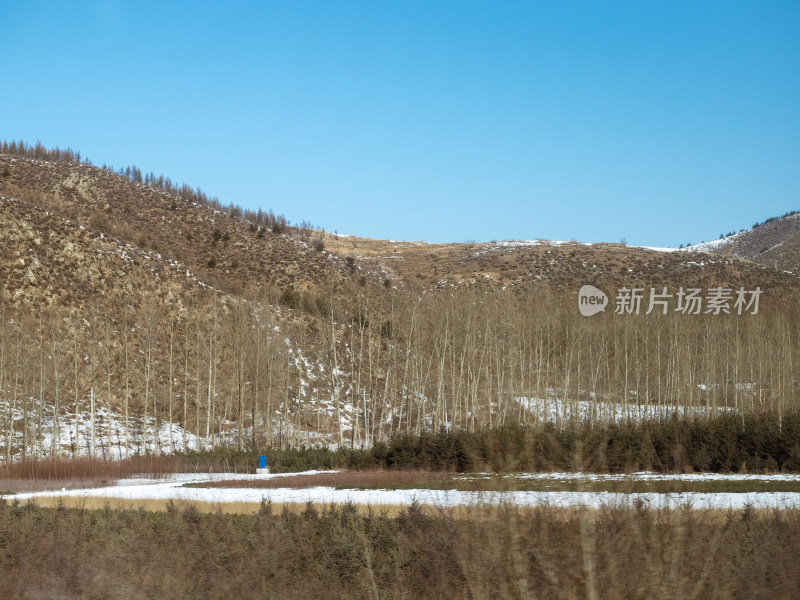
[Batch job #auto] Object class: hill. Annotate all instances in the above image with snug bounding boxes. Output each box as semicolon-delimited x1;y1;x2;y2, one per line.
0;152;379;302
687;211;800;275
321;232;795;293
1;143;799;459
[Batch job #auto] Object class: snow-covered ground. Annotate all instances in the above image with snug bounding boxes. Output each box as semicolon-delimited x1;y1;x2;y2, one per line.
9;471;800;510
10;405;212;460
1;394;738;461
517;396;732;423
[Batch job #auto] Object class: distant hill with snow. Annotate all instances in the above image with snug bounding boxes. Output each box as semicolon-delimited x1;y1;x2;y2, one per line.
685;211;800;276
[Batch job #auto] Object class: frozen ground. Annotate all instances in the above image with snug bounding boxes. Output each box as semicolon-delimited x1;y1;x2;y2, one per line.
1;389;743;460
9;471;800;510
517;396;732;423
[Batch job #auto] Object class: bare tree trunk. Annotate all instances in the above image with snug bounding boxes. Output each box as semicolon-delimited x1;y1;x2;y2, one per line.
328;301;344;447
123;329;131;458
144;333;152;454
252;312;261;449
206;303;217;449
183;342;190;451
168;320;175;452
51;337;62;457
1;318;9;463
89;387;95;459
73;338;80;459
36;323;46;457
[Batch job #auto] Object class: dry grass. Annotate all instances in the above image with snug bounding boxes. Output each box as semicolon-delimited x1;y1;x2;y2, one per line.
0;456;205;494
21;495;412;516
19;495;744;523
0;456;183;482
198;469;452;489
2;497;799;599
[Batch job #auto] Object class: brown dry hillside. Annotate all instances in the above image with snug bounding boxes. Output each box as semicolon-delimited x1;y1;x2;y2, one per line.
2;152;796;307
320;230;798;295
691;211;800;276
0;191;208;311
0;154;384;303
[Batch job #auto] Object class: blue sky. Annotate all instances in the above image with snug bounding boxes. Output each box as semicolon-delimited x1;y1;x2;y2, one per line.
2;1;798;247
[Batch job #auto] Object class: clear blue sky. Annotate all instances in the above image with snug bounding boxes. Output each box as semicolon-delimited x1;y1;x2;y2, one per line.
2;1;798;247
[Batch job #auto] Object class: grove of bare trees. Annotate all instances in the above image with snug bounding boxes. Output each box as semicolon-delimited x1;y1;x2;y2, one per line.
1;277;797;460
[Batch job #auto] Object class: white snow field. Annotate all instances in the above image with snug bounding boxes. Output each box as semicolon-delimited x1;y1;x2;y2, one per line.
9;471;800;510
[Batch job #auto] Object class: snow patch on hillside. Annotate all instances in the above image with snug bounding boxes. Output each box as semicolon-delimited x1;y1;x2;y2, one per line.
517;396;733;424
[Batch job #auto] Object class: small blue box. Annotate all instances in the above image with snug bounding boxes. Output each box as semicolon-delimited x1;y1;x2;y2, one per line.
258;455;267;469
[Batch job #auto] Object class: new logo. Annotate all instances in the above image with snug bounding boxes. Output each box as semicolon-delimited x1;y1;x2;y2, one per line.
578;285;608;317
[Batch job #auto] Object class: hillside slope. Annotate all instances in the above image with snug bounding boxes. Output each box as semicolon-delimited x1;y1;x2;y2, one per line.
688;211;800;275
1;147;799;459
2;152;796;302
320;231;796;294
0;154;382;300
